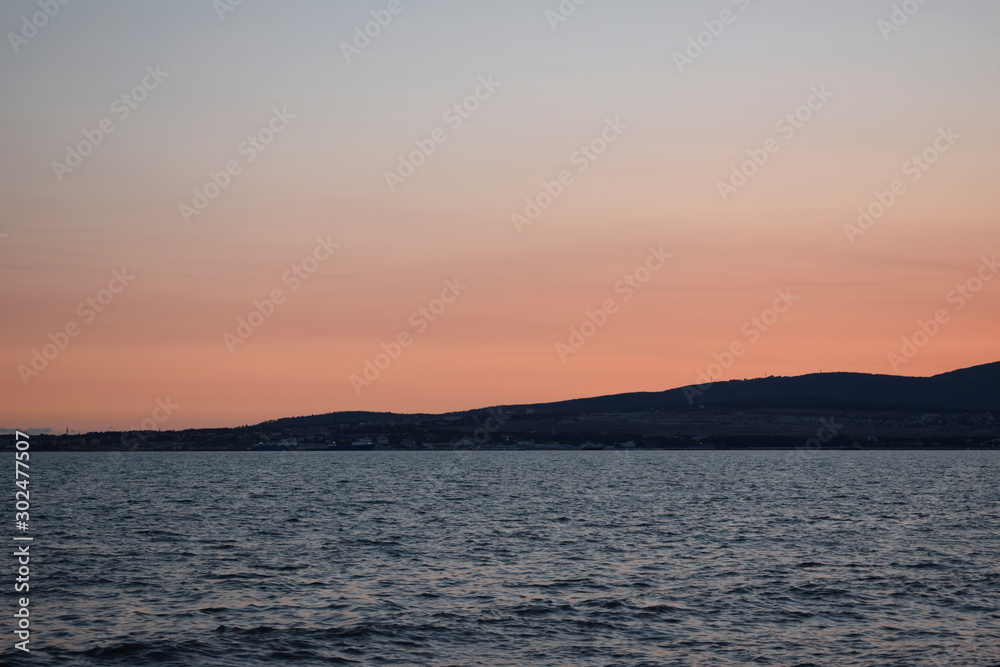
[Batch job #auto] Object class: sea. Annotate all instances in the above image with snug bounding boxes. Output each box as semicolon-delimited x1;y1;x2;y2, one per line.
8;450;1000;666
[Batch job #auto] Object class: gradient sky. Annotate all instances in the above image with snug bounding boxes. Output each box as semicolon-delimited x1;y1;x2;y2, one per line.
1;0;998;432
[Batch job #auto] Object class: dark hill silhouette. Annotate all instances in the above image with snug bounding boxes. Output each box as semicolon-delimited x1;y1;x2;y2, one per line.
500;361;1000;414
268;362;1000;428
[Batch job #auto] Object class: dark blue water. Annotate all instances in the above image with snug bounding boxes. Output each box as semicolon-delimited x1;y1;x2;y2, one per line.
8;451;1000;665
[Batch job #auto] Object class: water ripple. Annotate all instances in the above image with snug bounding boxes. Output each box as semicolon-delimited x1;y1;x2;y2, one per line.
9;450;1000;666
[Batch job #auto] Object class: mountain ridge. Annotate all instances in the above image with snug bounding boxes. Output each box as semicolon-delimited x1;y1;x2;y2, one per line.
266;361;1000;428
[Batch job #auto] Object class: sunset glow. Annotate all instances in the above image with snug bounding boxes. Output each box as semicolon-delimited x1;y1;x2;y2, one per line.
2;0;998;431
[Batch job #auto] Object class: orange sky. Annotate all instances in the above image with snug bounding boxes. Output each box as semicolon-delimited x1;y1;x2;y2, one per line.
1;1;998;431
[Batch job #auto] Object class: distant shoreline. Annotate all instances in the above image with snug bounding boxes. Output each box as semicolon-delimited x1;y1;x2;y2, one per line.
15;443;1000;453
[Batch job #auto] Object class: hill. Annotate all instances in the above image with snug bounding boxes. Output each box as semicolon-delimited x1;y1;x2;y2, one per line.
269;362;1000;427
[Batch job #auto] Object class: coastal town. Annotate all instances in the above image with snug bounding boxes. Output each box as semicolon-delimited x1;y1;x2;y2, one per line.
14;405;999;452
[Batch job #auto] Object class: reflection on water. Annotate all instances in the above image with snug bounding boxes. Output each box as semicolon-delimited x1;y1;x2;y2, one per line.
14;450;1000;666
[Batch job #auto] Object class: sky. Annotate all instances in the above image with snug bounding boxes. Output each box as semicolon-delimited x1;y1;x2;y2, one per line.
1;0;998;432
